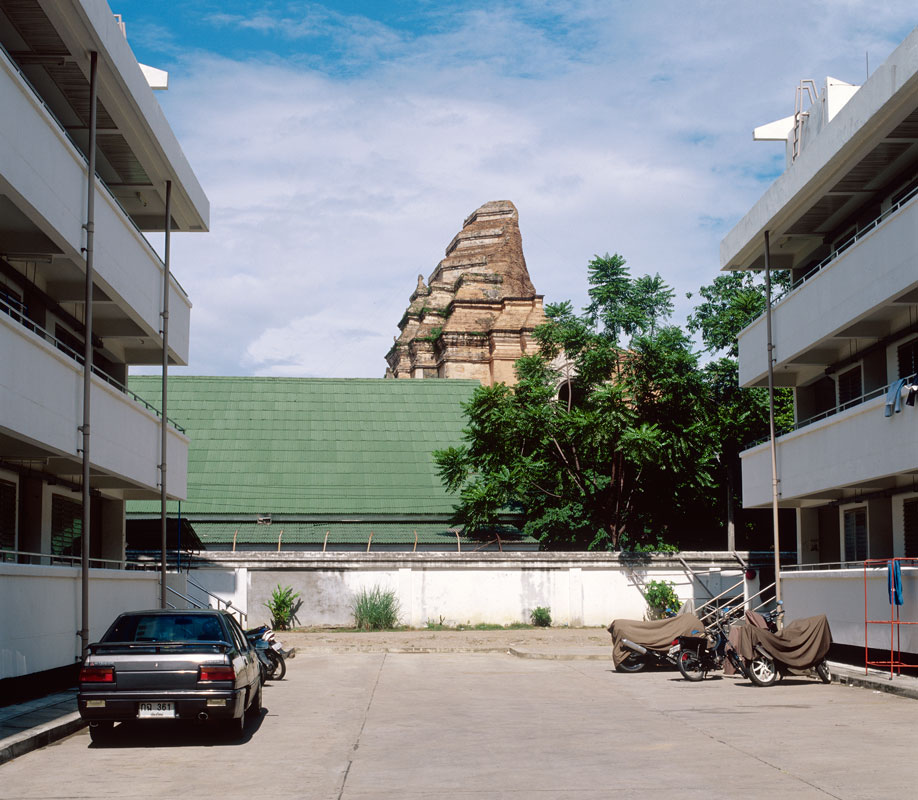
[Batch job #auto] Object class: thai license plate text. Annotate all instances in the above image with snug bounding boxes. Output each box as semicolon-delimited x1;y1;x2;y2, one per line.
138;701;174;718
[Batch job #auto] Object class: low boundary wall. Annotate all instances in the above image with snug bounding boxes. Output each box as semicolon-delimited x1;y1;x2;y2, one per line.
187;551;756;629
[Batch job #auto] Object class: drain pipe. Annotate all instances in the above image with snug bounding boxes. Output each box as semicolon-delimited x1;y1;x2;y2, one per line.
764;231;782;608
79;51;98;658
160;180;172;608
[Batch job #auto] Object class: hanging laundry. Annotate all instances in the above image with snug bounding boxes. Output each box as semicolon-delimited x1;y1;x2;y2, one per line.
888;559;904;606
885;378;909;416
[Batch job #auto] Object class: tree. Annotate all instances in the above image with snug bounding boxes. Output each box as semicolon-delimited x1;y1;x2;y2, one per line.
687;270;794;549
435;255;716;550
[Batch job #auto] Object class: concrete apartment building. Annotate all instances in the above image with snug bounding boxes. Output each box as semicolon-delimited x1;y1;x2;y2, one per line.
723;30;918;651
0;0;207;681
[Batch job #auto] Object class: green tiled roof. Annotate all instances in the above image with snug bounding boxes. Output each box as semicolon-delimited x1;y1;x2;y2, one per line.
127;377;480;517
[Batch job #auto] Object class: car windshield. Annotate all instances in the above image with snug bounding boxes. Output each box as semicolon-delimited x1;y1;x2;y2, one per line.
104;614;227;643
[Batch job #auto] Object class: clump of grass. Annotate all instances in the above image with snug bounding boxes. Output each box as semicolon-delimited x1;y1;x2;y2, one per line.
530;606;552;627
352;586;400;631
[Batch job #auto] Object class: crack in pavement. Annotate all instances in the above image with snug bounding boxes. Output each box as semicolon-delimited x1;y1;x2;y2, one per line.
336;653;387;800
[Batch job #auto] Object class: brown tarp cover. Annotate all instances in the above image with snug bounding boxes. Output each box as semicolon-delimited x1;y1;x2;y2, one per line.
730;614;832;669
607;614;705;668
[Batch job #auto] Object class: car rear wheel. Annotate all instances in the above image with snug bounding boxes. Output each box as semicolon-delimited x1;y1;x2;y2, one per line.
246;682;262;722
89;721;115;744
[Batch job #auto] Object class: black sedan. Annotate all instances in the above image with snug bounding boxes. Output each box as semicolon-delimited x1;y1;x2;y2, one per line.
78;608;262;743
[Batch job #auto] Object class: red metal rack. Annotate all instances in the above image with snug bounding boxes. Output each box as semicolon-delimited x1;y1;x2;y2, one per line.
864;557;918;677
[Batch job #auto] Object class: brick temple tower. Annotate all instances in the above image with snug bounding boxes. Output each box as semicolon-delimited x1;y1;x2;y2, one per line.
385;201;545;386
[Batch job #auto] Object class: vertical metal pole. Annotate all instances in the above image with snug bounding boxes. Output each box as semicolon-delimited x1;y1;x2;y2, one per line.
160;181;172;608
80;51;98;658
764;231;782;607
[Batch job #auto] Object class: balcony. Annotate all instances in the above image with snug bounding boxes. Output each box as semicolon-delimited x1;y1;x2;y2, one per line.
0;44;190;365
0;311;188;499
741;385;918;508
737;192;918;388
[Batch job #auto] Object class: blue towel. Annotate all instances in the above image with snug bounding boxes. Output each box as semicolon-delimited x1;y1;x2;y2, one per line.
885;378;909;417
888;560;904;606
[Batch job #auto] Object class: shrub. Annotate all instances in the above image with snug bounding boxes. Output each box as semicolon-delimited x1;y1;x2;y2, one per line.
530;606;552;627
644;580;681;618
265;584;301;630
352;586;400;631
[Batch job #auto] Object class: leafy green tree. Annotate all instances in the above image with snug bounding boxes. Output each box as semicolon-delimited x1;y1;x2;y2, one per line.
436;254;716;551
687;270;794;549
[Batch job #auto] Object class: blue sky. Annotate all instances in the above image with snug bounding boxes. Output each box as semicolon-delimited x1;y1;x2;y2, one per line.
116;1;918;378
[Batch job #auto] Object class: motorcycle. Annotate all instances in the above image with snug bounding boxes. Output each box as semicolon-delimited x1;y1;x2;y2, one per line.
731;612;832;687
677;603;786;681
608;614;706;673
245;624;296;681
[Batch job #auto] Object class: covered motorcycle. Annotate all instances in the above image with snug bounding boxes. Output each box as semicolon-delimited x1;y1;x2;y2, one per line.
730;613;832;686
607;614;705;672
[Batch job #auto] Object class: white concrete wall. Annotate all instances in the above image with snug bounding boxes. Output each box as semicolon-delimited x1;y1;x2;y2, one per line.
190;554;749;629
0;564;187;680
738;194;918;388
783;566;918;652
0;316;188;497
741;391;918;507
0;48;191;362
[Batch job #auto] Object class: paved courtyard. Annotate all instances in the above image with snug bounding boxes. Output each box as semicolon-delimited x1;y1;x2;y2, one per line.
0;642;915;799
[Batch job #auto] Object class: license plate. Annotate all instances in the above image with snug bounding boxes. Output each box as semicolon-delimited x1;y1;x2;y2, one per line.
138;701;175;718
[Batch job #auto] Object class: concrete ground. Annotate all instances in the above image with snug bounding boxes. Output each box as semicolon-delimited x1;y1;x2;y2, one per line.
1;629;918;799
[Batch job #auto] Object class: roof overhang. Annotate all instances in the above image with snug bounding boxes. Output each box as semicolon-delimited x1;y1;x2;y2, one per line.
721;27;918;272
0;0;208;232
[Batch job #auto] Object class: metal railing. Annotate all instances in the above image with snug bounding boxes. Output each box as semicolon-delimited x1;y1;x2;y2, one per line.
769;182;918;307
745;372;917;450
781;559;915;572
186;576;248;623
0;548;128;568
1;295;185;433
0;40;189;301
164;584;206;610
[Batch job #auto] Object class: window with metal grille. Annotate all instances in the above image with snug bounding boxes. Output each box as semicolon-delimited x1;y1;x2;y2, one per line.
0;479;15;553
844;507;868;562
51;495;81;558
837;365;863;408
904;499;918;559
898;338;918;380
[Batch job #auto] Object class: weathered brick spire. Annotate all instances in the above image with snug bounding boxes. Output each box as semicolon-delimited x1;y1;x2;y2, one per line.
385;201;545;385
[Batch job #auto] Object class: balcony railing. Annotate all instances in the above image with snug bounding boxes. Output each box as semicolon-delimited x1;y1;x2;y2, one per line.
744;372;918;450
1;295;185;433
0;39;189;299
764;183;918;307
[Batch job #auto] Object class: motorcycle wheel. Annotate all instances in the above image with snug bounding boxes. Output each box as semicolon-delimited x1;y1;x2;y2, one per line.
265;648;286;681
616;652;647;673
678;649;706;682
815;659;831;684
748;654;778;686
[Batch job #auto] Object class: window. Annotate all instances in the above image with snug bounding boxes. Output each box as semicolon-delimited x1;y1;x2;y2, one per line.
51;495;81;558
904;499;918;559
897;338;918;380
844;507;868;562
837;365;863;409
0;479;15;555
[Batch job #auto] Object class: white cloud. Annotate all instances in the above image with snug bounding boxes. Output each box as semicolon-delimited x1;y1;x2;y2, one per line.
137;1;917;377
